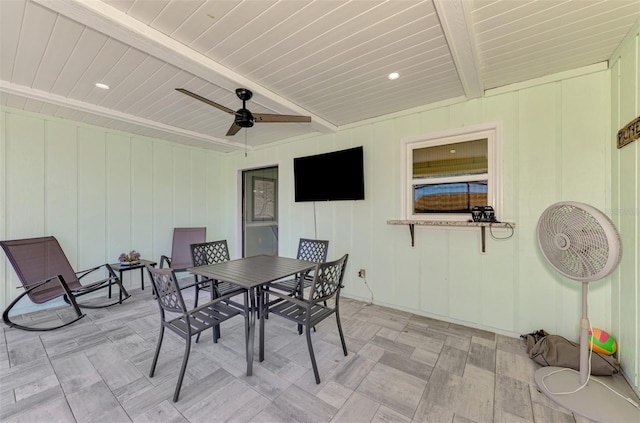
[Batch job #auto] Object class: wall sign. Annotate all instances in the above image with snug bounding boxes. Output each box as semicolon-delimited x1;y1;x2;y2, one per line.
617;115;640;149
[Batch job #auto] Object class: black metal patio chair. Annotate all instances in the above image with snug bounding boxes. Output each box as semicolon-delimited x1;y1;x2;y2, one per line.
263;253;349;384
190;240;247;342
146;265;248;402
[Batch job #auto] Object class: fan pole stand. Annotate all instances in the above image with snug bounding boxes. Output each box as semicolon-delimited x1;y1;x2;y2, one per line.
535;284;640;423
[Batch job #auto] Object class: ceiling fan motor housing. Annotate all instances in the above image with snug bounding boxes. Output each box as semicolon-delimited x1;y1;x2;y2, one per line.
235;109;254;127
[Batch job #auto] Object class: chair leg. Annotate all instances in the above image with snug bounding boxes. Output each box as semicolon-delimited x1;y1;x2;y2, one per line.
173;337;192;402
306;322;321;384
194;285;200;308
336;310;348;356
244;291;250;363
194;286;202;343
212;283;220;343
149;326;165;377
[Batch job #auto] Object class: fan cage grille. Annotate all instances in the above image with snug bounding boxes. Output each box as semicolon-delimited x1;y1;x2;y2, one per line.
537;202;622;282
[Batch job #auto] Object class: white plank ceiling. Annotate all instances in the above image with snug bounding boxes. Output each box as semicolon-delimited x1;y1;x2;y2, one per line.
1;0;638;153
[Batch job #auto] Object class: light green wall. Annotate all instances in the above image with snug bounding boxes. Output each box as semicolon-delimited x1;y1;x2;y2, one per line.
220;69;612;336
1;58;637;393
217;66;637;392
609;27;639;392
0;112;227;311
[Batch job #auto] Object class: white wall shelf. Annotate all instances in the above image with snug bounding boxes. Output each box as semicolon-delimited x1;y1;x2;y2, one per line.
387;219;516;252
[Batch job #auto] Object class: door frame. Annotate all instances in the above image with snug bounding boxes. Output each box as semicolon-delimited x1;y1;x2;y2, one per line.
236;163;279;258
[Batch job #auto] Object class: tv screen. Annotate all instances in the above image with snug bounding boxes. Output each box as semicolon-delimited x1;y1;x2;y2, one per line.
294;146;365;202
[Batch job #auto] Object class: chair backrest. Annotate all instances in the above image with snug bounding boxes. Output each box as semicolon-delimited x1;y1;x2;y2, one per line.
310;254;349;303
190;240;230;267
297;238;329;263
146;266;187;315
170;227;206;270
0;236;81;304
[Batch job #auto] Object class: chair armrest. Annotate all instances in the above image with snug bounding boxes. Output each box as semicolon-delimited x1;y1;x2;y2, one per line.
265;289;310;308
179;276;213;290
160;255;171;269
75;264;104;280
72;277;117;293
190;287;247;314
76;264;120;283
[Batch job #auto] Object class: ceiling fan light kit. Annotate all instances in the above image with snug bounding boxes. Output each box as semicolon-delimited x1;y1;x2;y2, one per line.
535;201;639;423
176;88;311;137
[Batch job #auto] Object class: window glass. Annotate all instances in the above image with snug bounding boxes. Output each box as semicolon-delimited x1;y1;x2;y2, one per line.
403;123;501;221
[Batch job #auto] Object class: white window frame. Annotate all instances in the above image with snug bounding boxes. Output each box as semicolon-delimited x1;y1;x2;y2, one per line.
401;122;503;222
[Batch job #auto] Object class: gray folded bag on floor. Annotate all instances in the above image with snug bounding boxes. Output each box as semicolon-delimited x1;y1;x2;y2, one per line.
521;329;620;376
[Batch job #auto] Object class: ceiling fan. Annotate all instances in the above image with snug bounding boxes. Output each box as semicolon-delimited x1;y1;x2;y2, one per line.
176;88;311;136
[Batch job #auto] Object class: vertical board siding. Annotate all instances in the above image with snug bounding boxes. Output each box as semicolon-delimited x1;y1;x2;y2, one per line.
1;111;224;307
45;120;78;260
610;29;639;392
131;137;154;262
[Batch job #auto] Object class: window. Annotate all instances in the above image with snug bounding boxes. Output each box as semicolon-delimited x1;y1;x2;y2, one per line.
402;122;502;221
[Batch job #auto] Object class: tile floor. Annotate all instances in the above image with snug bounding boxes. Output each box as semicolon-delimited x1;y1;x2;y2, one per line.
1;286;637;423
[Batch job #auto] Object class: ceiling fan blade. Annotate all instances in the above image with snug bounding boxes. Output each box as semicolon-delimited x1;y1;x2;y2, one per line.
226;122;242;136
253;113;311;123
176;88;235;115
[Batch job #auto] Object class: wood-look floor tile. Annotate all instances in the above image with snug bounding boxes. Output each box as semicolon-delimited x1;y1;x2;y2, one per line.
3;288;638;423
3;394;75;423
493;407;533;423
317;380;353;409
66;380;130;423
177;378;268;423
356;362;426;418
494;374;533;421
467;341;496;373
413;402;455;423
531;402;574;423
51;353;103;395
331;354;376;390
13;373;59;401
252;384;337;423
371;405;412;423
369;335;415;356
0;385;66;421
133;400;187;423
435;345;467;376
330;391;380;423
495;349;537;385
378;350;433;381
6;338;46;367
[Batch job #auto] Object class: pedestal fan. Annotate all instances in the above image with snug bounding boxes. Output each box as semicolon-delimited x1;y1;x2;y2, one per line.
534;201;639;422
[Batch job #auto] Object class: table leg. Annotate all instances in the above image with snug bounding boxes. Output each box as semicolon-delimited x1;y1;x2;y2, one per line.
246;287;256;376
259;286;265;362
140;267;145;290
119;270;124;302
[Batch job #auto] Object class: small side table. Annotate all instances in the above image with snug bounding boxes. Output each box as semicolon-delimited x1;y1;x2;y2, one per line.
109;259;157;297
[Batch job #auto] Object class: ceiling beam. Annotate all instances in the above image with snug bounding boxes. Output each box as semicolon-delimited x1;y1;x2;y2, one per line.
32;0;337;134
0;81;245;150
433;0;483;99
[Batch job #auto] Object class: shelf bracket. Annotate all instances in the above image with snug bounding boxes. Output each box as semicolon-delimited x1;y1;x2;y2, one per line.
409;224;415;247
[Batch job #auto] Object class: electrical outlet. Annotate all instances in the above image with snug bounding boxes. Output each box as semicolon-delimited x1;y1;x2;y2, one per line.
358;269;366;278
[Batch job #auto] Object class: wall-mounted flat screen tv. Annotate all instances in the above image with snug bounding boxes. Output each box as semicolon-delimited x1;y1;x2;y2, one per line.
294;146;365;202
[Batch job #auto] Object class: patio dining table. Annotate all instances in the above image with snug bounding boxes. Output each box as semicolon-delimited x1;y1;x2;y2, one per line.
188;254;317;376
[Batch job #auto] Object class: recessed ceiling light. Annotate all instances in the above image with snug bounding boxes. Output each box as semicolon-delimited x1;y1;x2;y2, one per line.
95;82;110;90
450;149;457;154
388;72;400;80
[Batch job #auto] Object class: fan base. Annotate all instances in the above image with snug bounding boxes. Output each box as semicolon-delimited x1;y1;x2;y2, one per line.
535;367;640;423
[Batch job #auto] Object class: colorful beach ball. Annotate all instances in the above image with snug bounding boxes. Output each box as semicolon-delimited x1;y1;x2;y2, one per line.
588;328;617;355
